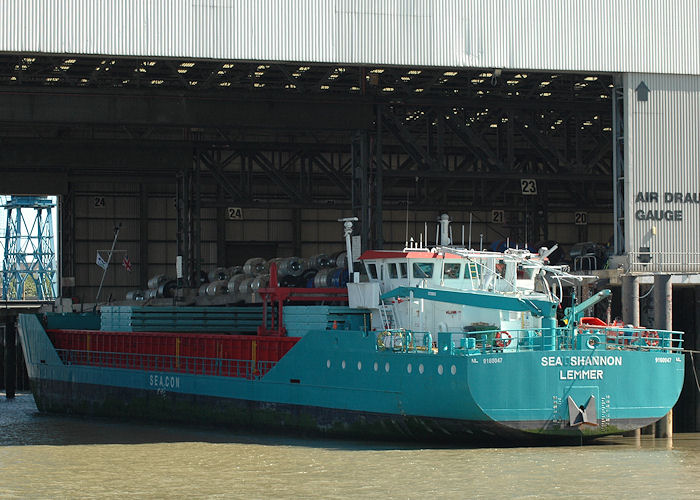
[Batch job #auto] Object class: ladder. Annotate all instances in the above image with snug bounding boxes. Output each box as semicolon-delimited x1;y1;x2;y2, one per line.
378;300;397;330
467;261;481;289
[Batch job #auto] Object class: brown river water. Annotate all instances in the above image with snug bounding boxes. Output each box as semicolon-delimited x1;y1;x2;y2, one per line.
1;393;698;499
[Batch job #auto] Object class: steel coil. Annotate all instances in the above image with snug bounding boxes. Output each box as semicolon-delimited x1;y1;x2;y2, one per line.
157;281;177;298
207;267;229;283
243;257;268;275
125;290;145;301
147;274;169;290
205;280;229;296
308;253;331;270
250;274;270;293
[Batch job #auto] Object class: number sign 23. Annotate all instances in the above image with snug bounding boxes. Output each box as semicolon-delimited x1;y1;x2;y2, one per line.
520;179;537;195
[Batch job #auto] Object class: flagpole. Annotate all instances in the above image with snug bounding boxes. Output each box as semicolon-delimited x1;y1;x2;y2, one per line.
96;223;121;303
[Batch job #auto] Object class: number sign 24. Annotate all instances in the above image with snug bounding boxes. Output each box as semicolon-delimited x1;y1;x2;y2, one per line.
226;207;243;220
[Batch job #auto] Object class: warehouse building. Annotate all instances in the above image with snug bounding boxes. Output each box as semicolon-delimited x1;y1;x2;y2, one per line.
0;0;698;429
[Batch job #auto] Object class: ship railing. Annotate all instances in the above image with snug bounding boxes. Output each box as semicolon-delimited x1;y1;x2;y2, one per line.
374;326;684;355
375;329;433;353
442;328;563;355
570;325;684;353
54;348;277;380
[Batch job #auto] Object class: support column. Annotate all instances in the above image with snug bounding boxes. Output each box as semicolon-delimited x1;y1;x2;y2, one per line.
622;275;639;326
139;185;149;288
193;155;202;285
622;274;643;437
4;317;16;399
654;274;673;438
292;207;301;257
216;185;225;267
374;105;383;249
352;131;370;253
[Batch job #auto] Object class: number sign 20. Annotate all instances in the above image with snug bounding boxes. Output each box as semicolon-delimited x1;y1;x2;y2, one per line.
575;212;588;225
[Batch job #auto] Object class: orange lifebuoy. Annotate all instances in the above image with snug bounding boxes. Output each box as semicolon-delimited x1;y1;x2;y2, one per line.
608;319;626;344
639;330;660;347
495;331;512;349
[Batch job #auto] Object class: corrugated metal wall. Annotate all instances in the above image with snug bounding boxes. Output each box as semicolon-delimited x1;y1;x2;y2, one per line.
624;73;700;272
1;0;698;75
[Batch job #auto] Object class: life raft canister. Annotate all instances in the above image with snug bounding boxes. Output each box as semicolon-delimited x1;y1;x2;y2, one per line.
495;331;512;348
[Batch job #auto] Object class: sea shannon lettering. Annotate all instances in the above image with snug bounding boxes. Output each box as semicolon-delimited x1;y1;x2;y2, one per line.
540;355;622;367
149;374;180;389
541;355;622;381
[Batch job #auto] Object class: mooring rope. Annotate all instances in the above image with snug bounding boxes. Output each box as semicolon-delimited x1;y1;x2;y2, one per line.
691;352;700;394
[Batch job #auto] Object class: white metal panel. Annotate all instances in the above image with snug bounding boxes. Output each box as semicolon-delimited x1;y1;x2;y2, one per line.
624;73;700;272
1;1;699;75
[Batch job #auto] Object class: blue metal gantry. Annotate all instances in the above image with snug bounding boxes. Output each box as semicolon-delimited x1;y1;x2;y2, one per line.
1;196;57;300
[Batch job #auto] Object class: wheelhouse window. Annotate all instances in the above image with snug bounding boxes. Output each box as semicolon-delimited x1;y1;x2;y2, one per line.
365;263;379;280
388;263;398;279
517;264;535;280
443;263;461;279
399;262;408;278
495;259;507;278
412;262;434;278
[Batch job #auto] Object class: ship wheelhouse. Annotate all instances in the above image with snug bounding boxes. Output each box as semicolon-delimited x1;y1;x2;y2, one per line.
356;248;547;340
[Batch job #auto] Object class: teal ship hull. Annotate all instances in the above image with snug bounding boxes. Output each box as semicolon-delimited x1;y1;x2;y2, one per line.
17;312;685;444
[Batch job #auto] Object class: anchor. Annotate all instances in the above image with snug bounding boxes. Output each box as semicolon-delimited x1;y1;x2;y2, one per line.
567;395;598;427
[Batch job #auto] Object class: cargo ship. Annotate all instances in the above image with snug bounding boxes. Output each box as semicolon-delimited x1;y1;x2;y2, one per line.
17;217;685;443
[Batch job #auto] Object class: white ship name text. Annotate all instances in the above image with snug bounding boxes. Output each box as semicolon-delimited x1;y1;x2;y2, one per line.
540;355;622;367
149;374;180;389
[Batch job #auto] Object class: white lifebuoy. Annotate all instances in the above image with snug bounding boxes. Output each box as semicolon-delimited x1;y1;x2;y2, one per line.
495;331;512;349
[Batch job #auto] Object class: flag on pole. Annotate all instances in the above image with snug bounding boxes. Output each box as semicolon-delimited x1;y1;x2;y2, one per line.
122;254;132;272
96;251;109;270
